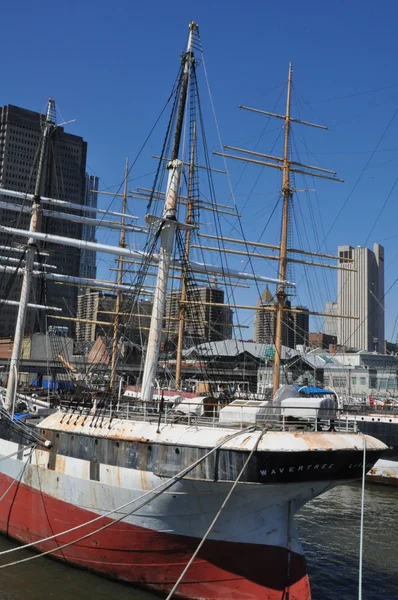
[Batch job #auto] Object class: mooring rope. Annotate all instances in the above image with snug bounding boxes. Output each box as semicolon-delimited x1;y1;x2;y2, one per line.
166;428;266;599
0;446;35;504
358;434;367;600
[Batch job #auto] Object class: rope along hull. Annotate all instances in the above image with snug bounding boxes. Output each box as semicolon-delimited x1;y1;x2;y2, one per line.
0;470;310;599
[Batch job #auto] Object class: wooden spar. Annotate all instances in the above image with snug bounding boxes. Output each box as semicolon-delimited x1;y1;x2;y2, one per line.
223;145;337;175
89;189;137;199
110;261;255;285
191;244;356;271
108;264;250;288
136;187;234;210
109;158;128;391
152;155;226;174
179;299;357;319
0;199;145;233
46;314;167;333
96;309;248;328
130;191;239;217
213;152;345;183
48;315;114;327
49;304;354;324
0;187;137;221
176;121;196;390
198;233;353;262
49;277;141;293
238;104;329;130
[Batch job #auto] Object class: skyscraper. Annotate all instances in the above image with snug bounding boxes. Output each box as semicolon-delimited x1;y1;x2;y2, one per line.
253;286;308;349
324;301;338;338
165;285;233;346
254;286;275;344
0;104;87;338
76;290;153;345
293;306;309;348
79;174;98;282
337;244;384;351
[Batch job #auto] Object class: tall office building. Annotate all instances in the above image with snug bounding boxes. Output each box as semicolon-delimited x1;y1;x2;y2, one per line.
76;290;153;345
165;285;233;346
0;104;87;338
293;306;309;348
79;174;98;282
253;286;275;344
324;301;338;338
337;243;384;351
253;286;308;349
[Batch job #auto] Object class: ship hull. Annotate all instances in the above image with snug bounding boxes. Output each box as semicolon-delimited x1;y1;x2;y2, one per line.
0;469;310;599
0;415;386;600
353;414;398;485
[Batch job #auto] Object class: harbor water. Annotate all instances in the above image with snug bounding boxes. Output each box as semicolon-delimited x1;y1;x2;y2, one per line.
0;483;396;600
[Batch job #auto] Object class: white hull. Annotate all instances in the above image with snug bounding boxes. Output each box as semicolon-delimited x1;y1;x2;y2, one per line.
0;413;386;599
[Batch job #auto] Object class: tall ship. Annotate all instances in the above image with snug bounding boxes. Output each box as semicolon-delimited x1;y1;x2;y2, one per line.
0;22;386;600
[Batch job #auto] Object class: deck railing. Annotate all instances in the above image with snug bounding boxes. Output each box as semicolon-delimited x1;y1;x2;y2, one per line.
59;398;358;433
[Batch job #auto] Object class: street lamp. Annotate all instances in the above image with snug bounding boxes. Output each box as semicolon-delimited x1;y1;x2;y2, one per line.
347;363;352;400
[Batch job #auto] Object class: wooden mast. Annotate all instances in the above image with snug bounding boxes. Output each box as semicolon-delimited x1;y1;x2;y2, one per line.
273;63;292;397
109;157;129;390
214;66;343;399
175;121;196;389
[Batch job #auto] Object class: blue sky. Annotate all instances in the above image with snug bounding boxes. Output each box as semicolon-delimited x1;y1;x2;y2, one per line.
3;0;398;341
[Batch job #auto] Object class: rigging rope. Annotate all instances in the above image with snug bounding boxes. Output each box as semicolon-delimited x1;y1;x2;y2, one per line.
0;446;35;504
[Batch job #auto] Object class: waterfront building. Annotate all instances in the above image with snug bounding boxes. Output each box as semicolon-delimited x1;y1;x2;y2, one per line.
308;332;337;350
337;244;384;352
257;348;398;399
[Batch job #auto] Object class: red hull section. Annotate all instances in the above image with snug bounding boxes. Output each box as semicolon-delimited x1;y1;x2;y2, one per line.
0;473;311;599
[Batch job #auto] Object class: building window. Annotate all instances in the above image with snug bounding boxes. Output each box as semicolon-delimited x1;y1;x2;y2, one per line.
351;377;357;385
360;377;366;385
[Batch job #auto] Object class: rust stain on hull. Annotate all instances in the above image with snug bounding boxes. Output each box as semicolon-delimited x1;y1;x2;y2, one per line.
366;473;398;486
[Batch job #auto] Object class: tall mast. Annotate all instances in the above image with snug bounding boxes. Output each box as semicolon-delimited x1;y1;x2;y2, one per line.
141;22;197;403
175;121;196;390
273;64;292;397
5;98;56;411
214;64;343;398
109;157;129;391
